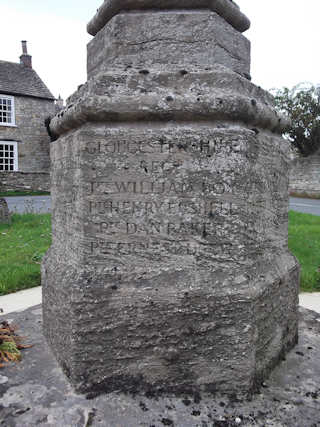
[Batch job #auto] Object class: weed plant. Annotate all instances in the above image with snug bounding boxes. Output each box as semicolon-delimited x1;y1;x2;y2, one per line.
288;211;320;292
0;214;51;295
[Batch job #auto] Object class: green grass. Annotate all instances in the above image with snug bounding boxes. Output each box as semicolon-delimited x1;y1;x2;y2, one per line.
0;190;50;197
288;211;320;292
0;214;51;295
0;211;319;296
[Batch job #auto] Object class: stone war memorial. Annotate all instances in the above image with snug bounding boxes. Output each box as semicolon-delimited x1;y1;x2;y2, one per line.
0;198;10;224
43;0;300;397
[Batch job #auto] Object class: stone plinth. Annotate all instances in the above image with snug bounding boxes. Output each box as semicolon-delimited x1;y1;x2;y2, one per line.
42;0;299;397
0;198;10;224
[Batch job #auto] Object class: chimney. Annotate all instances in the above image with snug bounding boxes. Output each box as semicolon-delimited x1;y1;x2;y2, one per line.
20;41;32;68
56;95;64;110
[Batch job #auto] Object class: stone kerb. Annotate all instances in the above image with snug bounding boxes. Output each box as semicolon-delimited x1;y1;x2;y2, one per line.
43;0;299;397
0;198;11;225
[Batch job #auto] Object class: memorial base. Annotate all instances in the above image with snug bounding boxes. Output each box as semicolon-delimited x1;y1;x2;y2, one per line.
43;250;299;396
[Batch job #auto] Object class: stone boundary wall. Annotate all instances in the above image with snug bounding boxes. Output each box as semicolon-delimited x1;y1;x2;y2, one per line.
0;172;50;192
289;150;320;197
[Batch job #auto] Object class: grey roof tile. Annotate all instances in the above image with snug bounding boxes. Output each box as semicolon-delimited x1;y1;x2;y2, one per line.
0;60;55;100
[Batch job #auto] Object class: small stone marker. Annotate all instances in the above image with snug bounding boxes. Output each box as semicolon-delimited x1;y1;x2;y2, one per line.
0;199;10;224
43;0;300;396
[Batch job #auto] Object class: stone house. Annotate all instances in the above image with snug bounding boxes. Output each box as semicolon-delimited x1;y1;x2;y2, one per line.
0;41;57;192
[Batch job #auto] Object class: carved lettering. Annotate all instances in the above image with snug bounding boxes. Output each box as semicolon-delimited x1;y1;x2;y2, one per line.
90;219;237;237
84;137;246;157
88;199;236;216
89;181;195;195
88;180;230;195
85;238;240;260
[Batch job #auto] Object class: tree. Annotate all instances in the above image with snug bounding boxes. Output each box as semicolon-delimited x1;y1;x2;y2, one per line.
272;83;320;156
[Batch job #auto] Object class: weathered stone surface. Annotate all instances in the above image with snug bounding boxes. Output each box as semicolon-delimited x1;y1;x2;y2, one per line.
51;67;287;135
87;12;251;80
0;198;10;224
43;0;299;396
1;306;320;426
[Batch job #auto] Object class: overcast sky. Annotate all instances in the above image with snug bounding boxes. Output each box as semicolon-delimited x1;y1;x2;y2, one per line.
1;0;319;100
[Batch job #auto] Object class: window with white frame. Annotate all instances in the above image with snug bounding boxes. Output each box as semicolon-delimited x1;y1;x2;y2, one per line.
0;141;18;171
0;95;15;126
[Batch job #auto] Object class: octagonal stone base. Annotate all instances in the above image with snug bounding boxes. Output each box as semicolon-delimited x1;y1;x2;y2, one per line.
43;119;299;396
43;251;298;396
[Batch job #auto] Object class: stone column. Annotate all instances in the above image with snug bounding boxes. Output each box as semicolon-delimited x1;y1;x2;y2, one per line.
43;0;300;396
